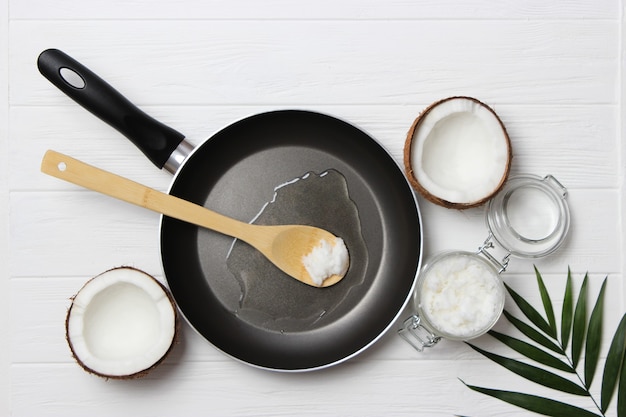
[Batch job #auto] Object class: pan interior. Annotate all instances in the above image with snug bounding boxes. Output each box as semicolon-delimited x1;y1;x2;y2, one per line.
161;110;421;370
226;169;369;332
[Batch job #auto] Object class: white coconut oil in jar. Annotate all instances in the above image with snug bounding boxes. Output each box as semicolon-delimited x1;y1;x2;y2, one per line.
418;252;504;339
399;252;504;350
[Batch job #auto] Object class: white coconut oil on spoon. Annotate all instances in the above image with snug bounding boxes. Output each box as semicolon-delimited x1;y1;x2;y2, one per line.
226;169;368;332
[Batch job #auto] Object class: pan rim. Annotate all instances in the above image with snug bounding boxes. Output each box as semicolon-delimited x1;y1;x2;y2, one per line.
159;109;423;372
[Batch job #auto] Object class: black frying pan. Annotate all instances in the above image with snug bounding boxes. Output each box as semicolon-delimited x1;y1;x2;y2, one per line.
38;49;422;371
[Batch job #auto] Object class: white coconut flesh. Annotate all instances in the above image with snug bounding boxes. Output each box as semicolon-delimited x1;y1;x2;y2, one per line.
408;97;510;205
66;267;176;378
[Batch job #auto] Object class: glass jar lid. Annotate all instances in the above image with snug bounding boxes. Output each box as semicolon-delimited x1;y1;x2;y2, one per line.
486;174;570;258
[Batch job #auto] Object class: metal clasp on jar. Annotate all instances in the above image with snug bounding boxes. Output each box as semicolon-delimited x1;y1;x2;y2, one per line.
477;232;510;274
398;315;442;351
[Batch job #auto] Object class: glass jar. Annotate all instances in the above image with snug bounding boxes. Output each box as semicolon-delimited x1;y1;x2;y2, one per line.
399;174;570;351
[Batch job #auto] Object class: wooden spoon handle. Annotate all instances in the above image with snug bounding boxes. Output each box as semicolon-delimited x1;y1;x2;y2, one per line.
41;150;250;239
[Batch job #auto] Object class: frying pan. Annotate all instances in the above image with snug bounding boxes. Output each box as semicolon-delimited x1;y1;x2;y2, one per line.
38;49;423;371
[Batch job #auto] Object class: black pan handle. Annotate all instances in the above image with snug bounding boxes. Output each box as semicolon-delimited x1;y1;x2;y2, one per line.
37;48;185;169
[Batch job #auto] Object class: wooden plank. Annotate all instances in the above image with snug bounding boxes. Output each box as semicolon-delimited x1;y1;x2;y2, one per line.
10;103;620;191
622;0;626;303
9;0;618;20
10;272;622;364
9;191;163;278
9;360;602;417
0;0;10;412
10;20;618;106
8;187;622;278
408;188;622;273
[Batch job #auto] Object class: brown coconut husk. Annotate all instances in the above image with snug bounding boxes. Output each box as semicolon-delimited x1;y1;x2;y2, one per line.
65;266;179;380
403;96;513;209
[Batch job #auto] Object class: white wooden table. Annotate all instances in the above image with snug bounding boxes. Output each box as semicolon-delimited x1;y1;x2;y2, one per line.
2;1;624;415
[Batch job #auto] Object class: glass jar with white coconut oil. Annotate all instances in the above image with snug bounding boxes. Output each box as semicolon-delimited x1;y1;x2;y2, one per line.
399;174;570;351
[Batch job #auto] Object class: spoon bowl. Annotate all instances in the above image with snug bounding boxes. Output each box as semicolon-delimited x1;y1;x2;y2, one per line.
266;225;346;287
41;150;348;287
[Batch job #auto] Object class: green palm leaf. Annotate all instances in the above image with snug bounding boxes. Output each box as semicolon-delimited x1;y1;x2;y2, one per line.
601;313;626;413
489;331;573;373
618;352;626;417
467;343;587;395
585;278;607;388
572;274;589;368
462;268;625;417
535;266;557;337
462;382;600;417
561;268;574;350
505;282;555;337
503;310;562;354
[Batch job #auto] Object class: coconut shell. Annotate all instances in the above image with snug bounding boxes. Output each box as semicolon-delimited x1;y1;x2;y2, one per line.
403;96;513;209
65;266;179;380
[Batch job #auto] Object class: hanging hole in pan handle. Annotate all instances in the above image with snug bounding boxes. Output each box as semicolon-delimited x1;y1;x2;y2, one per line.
59;67;86;89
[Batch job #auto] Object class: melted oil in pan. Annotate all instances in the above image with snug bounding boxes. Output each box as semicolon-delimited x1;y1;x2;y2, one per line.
226;169;368;332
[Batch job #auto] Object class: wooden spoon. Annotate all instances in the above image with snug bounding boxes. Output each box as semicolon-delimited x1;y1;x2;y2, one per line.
41;150;348;287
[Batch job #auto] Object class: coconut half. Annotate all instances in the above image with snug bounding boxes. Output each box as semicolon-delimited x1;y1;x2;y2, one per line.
65;266;178;379
404;96;512;209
